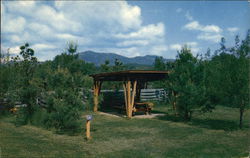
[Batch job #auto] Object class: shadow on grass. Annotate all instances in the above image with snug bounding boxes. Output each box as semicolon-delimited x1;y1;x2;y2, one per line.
151;110;168;114
157;115;241;131
189;118;240;131
157;114;185;122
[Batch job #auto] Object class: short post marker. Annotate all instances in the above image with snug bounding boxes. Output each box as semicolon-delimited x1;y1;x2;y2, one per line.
86;115;93;140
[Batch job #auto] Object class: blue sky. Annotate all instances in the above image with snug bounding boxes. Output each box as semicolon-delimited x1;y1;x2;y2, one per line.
1;1;249;61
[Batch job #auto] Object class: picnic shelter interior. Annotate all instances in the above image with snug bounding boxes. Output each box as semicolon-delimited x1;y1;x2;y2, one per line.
90;70;169;118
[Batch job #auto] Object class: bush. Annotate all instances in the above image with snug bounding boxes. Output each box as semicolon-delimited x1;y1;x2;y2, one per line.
30;107;48;127
15;107;29;126
42;87;83;134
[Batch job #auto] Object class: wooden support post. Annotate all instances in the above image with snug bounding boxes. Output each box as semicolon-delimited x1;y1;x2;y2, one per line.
127;80;131;118
123;80;137;118
93;80;102;112
131;80;137;107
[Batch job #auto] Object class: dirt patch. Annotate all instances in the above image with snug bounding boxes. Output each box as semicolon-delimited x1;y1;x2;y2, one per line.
97;111;165;119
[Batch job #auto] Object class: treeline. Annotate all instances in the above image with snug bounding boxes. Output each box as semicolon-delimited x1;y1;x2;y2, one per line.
0;32;249;134
0;42;136;133
0;43;97;133
154;32;250;128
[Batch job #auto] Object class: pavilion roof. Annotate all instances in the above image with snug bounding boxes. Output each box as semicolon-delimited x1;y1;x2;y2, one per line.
90;70;169;81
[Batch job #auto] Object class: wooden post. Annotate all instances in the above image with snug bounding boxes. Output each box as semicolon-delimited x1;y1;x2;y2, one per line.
93;80;102;112
123;80;137;118
86;120;91;140
127;80;131;118
131;80;137;109
93;81;98;112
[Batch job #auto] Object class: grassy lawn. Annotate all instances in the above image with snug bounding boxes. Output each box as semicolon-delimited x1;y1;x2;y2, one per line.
0;106;250;158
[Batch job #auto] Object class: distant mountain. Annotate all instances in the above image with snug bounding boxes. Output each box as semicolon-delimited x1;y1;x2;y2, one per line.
78;50;174;66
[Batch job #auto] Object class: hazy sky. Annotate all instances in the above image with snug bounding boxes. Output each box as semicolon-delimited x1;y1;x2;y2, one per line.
1;1;249;61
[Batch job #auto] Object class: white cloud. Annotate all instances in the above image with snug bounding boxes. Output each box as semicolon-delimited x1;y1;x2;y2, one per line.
186;42;198;47
120;4;142;29
184;21;222;33
8;46;21;55
115;23;165;39
32;44;56;51
169;42;200;56
2;16;26;33
2;1;167;60
3;1;37;16
19;1;35;6
54;1;142;31
227;27;239;33
197;33;222;43
169;44;182;50
117;40;149;47
183;19;223;43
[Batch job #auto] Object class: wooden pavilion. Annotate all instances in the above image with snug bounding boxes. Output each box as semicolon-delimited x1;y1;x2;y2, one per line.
90;70;169;118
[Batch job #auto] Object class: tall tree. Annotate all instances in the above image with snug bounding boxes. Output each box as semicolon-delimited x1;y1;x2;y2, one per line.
210;33;250;128
167;46;211;120
229;33;250;128
13;43;38;124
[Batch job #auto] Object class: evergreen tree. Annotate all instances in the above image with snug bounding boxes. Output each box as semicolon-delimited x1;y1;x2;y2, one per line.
167;46;211;120
12;43;39;124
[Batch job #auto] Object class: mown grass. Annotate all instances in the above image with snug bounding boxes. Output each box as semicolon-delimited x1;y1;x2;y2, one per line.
0;105;250;158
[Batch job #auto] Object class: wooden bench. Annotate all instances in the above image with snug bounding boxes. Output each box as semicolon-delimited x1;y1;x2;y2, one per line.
133;102;154;115
111;102;154;116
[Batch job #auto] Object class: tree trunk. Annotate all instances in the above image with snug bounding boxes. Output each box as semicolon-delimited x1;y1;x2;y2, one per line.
172;91;178;116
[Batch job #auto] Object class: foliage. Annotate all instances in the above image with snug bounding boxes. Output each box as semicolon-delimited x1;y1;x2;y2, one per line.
10;43;39;124
0;42;95;133
99;58;126;90
154;56;166;70
166;46;211;120
1;31;249;132
208;32;250;128
42;43;87;133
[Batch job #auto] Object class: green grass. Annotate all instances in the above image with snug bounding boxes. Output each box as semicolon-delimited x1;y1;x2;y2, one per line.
0;106;250;158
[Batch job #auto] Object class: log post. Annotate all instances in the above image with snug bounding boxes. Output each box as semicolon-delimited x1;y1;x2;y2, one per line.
93;80;102;112
127;80;131;118
86;120;91;139
131;80;137;115
123;80;137;118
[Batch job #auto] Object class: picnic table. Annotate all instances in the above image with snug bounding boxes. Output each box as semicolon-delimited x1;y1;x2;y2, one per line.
133;102;154;115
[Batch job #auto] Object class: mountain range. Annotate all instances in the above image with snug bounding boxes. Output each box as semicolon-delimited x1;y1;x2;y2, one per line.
78;51;174;66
